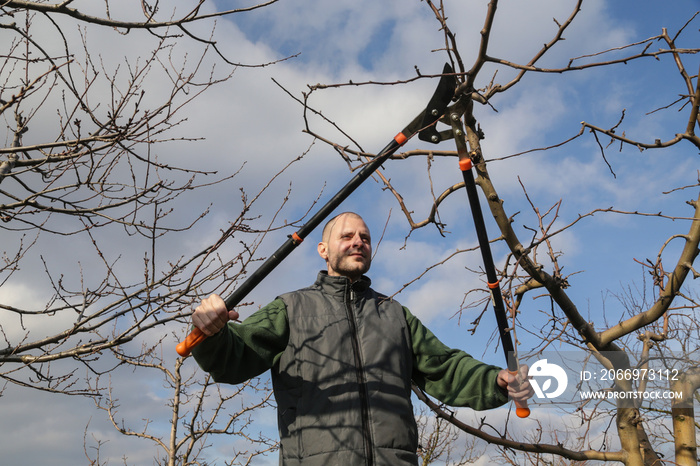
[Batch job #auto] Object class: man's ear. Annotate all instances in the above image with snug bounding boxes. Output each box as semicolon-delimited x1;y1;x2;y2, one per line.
317;242;328;260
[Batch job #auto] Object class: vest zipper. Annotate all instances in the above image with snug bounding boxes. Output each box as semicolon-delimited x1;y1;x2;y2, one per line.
346;287;374;466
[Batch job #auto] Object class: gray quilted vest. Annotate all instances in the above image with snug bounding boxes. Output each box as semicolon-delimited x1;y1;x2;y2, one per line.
272;272;418;466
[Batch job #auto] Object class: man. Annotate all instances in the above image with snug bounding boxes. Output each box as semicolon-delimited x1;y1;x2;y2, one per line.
191;212;532;466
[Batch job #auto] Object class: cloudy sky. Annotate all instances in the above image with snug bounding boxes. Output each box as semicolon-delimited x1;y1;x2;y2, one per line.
1;0;698;464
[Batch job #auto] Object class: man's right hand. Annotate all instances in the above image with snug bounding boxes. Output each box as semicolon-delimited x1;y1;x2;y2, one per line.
192;294;240;336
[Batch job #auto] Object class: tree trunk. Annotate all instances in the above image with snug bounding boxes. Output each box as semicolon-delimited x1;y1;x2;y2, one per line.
672;367;700;466
617;407;644;466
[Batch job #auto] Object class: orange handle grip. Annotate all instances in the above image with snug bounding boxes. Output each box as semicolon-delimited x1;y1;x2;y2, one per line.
509;369;531;418
176;327;207;357
515;400;531;418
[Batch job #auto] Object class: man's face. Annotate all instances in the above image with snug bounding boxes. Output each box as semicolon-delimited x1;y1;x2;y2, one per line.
318;214;372;282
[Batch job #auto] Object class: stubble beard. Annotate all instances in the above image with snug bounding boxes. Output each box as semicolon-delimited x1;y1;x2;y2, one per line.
328;250;371;280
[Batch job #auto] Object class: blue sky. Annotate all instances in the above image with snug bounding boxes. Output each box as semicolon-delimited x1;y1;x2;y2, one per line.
1;0;698;464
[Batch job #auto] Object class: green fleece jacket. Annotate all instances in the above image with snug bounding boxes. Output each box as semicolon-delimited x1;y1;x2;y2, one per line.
192;288;508;410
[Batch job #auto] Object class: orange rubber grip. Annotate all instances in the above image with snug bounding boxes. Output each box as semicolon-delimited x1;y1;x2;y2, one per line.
459;158;473;171
509;369;531;418
394;132;408;146
176;327;206;357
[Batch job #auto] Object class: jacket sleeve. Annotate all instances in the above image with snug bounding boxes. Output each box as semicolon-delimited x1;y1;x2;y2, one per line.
191;298;289;384
404;306;509;410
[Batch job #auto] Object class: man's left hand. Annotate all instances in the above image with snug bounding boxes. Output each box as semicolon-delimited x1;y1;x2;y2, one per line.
497;365;534;403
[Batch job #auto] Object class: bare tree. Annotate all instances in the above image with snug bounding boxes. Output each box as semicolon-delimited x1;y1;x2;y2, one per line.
1;2;304;463
85;343;276;466
299;1;700;465
0;1;302;394
415;404;484;465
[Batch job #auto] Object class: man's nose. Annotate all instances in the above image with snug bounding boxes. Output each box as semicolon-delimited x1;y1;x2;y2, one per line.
350;234;364;247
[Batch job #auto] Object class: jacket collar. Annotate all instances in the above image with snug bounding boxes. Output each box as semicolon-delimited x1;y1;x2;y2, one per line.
315;271;371;299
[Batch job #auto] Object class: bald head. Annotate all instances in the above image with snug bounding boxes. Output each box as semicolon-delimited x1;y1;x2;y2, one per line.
321;212;366;243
